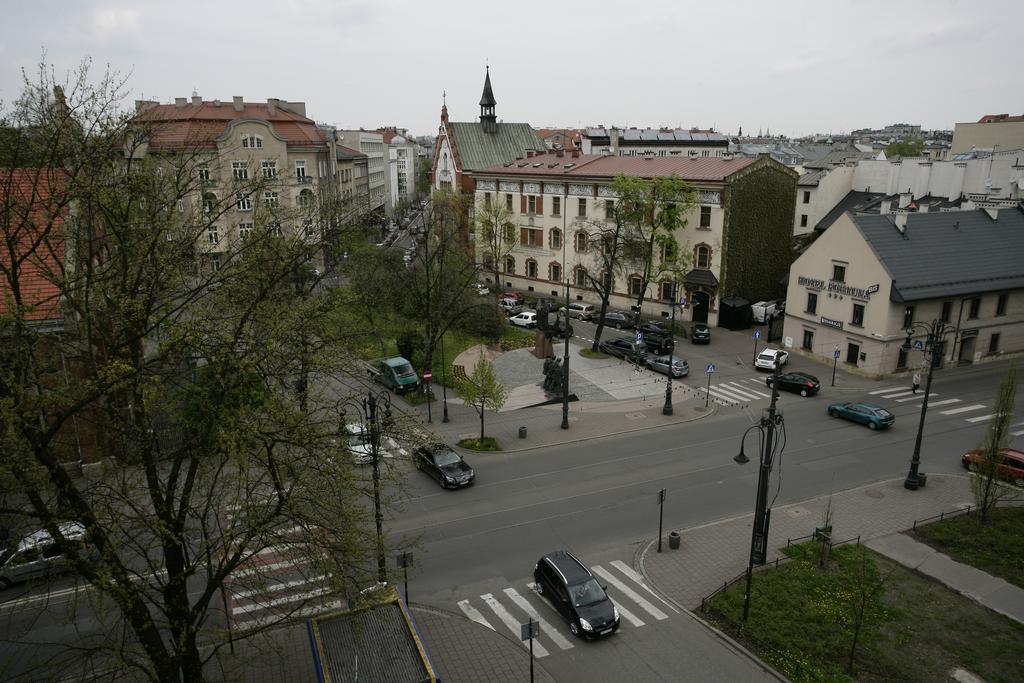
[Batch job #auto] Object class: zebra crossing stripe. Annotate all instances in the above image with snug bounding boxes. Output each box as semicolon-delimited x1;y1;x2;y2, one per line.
895;393;937;403
609;560;680;614
591;566;667;621
232;574;328;600
481;593;550;657
926;398;960;408
1012;429;1024;437
719;383;764;400
457;599;495;631
940;404;987;415
233;585;333;616
880;390;916;399
610;601;645;628
708;385;754;402
869;387;902;395
504;588;574;650
966;414;996;423
736;381;772;398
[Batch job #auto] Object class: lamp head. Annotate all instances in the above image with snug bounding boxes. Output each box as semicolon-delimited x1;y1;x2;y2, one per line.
901;329;913;353
734;448;751;465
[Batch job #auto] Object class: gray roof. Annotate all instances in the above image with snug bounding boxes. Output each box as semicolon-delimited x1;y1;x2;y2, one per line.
449;121;544;171
815;190;887;232
798;170;828;186
584;127;727;144
804;149;871;169
852;205;1024;302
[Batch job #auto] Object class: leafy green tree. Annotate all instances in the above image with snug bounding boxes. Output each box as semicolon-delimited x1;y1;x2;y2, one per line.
578;195;632;351
475;192;517;287
885;138;924;158
971;363;1018;523
455;354;507;439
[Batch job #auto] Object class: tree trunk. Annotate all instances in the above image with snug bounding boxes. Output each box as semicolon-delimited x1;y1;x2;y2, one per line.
591;295;612;351
479;404;485;440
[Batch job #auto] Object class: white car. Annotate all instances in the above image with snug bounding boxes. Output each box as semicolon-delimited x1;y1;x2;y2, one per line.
476;283;491;296
755;348;789;370
510;311;538;329
751;301;778;324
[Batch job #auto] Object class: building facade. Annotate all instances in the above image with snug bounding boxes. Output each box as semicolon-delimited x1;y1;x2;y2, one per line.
782;206;1024;377
338;129;386;212
377;127;418;216
951;114;1024;155
470;152;797;325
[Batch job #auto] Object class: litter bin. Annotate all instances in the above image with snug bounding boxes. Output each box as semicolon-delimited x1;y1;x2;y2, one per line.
519;426;527;439
668;531;681;550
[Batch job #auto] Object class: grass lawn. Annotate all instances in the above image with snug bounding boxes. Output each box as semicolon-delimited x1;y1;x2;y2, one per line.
457;436;501;451
705;542;1024;682
579;348;606;359
911;506;1024;589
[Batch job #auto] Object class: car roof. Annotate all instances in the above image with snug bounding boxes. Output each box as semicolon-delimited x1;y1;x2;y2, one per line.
17;522;86;552
540;550;592;585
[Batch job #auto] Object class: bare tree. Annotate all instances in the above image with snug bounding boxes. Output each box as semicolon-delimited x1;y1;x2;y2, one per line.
575;196;632;351
474;192;517;287
970;363;1019;523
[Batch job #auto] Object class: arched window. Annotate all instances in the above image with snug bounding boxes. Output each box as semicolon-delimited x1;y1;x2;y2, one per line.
549;262;562;283
241;134;263;149
482;253;495;271
696;245;711;269
550;229;562;250
202;193;216;214
574;232;588;253
298;189;314;208
628;275;643;296
525;259;538;278
574;267;588;287
504;256;516;274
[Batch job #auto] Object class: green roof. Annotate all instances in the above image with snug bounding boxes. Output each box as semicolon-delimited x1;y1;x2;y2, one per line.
449;122;544;172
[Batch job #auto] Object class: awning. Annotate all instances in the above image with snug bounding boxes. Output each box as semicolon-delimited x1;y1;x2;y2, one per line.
683;269;719;288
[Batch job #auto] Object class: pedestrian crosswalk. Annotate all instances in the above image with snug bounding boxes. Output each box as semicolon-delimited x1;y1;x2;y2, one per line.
690;375;773;406
868;385;1023;434
456;559;677;657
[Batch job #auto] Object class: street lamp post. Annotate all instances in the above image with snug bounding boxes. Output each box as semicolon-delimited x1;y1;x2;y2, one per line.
734;364;784;622
440;334;450;423
663;280;680;416
901;319;955;490
561;277;571;430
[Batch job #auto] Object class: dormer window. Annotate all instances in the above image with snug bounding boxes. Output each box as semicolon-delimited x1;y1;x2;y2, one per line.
241;135;263;149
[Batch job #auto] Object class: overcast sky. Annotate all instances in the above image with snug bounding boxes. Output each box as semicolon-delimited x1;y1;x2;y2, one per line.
2;0;1021;139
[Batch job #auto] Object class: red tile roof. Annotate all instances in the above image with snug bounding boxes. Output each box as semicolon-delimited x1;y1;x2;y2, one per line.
976;113;1024;123
134;100;327;150
474;152;757;182
1;168;68;322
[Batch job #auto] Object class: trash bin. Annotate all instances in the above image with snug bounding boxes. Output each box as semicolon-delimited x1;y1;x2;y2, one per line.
519;426;527;439
668;531;681;550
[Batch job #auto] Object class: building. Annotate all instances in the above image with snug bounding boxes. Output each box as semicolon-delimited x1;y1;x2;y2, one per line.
377;127;418;216
536;128;582;150
782;205;1024;377
431;67;547;195
470;151;797;325
335;144;368;215
337;129;386;213
581;127;729;157
951;114;1024;155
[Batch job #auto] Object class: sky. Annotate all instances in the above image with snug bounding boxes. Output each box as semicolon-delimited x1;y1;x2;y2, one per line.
1;0;1022;139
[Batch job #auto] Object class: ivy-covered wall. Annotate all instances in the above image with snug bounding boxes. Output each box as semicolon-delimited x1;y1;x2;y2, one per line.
719;159;798;301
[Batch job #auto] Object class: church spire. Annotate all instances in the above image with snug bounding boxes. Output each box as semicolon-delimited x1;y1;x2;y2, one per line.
441;90;448;125
479;66;497;134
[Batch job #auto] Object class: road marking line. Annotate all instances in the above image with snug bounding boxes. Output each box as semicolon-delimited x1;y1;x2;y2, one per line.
232;586;332;616
231;574;328;600
965;414;996;423
880;390;915;399
481;593;549;657
722;382;767;399
231;557;308;579
609;561;680;614
707;385;750;402
236;599;344;630
612;601;645;628
895;392;937;403
504;588;574;650
733;382;771;398
926;398;960;407
591;566;667;621
1012;429;1024;437
458;599;495;631
869;387;903;395
940;404;986;415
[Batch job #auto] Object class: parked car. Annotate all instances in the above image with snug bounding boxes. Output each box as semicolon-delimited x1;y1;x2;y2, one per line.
599;338;647;362
754;348;789;370
637;321;675;353
827;402;895;430
599;310;636;329
500;290;525;304
499;298;523;316
369;356;420;394
766;371;821;397
961;448;1024;486
476;283;491;296
345;423;375;465
751;300;778;324
534;551;620;638
560;302;595;320
0;522;95;590
414;443;475;488
690;323;711;344
646;355;690;378
510;311;538;328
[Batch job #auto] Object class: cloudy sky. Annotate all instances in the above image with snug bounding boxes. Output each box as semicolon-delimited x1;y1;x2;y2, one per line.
1;0;1021;138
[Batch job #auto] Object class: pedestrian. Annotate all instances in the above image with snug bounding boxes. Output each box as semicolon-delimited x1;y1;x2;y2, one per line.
912;370;921;394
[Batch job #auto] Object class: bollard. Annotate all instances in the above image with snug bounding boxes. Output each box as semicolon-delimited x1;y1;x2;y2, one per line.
519;426;527;439
668;531;681;550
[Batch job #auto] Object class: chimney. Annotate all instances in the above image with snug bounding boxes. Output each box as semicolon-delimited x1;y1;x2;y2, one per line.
526;150;535;158
134;100;159;114
232;96;244;112
894;213;908;233
175;97;187;108
267;98;278;116
610;127;620;154
571;148;580;159
213;99;221;107
880;198;892;214
191;94;201;106
919;203;929;213
556;149;564;158
898;190;912;208
722;151;734;160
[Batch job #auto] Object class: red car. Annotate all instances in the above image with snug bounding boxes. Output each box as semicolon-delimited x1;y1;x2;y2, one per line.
499;290;524;304
961;448;1024;486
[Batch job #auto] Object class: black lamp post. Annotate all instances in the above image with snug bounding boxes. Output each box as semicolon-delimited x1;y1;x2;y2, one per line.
440;333;450;423
561;277;571;430
901;319;955;490
662;279;680;416
733;364;784;622
342;390;392;584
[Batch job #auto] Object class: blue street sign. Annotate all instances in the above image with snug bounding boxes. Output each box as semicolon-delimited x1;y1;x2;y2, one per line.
754;330;761;340
678;296;687;307
636;331;644;343
706;363;716;373
343;249;349;259
913;340;925;350
834;349;841;359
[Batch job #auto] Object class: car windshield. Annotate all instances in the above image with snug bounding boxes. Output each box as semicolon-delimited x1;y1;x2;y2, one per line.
349;432;370;448
433;449;461;467
758;352;776;360
570;578;607;607
394;363;415;377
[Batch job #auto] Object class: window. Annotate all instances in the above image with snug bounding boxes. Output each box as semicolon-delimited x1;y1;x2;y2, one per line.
484;192;491;207
506;193;513;211
903;306;914;329
699;206;711;228
806;292;817;314
207;226;219;244
526;259;538;278
800;214;808;227
504;256;515;274
264;191;279;208
628;276;643;296
295;160;307;180
236;193;252;211
523;228;542;247
659;281;676;301
176;199;184;213
802;329;814;351
550;229;562;250
197;166;211;182
604;200;615;219
988;333;1001;354
803;191;810;204
232;161;248;180
574;232;588;252
528;195;537;214
851;303;865;326
996;293;1008;316
202;193;216;214
302;219;315;238
261;160;277;179
696;245;710;269
846;342;860;365
897;346;908;369
601;271;612;291
832;264;846;282
577;198;587;218
552;196;561;216
574;267;587;287
210;254;221;272
241;135;263;149
298;189;313;208
550;262;562;282
968;297;981;319
238;222;253;241
940;300;952;322
660;242;676;263
269;222;283;238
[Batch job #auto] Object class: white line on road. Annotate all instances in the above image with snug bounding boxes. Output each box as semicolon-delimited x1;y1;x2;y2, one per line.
458;599;495;631
940;404;987;415
591;566;667;621
925;398;960;408
481;593;550;657
720;383;765;400
232;585;332;616
236;599;344;630
895;393;937;403
609;560;680;614
504;588;574;650
732;382;771;398
880;390;916;399
869;386;903;395
231;574;328;600
965;414;997;423
1012;429;1024;437
707;385;753;402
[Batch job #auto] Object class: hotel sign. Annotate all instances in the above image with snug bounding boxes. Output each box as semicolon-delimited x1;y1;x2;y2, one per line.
820;317;844;329
798;276;880;299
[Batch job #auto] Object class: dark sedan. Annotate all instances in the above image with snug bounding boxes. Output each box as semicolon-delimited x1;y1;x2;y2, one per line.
690;323;711;344
827;402;895;430
599;338;647;363
766;371;820;397
646;355;689;378
414;443;475;488
600;310;637;330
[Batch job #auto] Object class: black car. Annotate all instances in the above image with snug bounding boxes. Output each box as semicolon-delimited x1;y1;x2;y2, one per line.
414;443;474;488
534;551;620;638
599;338;647;362
599;310;636;330
637;322;675;353
766;371;821;397
690;323;711;344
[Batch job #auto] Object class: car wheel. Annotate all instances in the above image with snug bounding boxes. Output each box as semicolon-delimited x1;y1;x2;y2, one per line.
829;409;840;418
569;621;580;637
0;578;11;591
799;388;808;397
867;421;878;430
615;322;622;329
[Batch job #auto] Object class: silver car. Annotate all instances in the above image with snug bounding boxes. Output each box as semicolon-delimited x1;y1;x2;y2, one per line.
647;355;690;378
0;522;92;589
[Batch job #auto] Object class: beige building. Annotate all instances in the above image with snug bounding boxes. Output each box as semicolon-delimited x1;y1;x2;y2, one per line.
951;114;1024;155
783;206;1024;377
338;130;386;213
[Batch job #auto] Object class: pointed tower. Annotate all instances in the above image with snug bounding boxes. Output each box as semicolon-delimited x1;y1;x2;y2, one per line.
479;66;497;134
